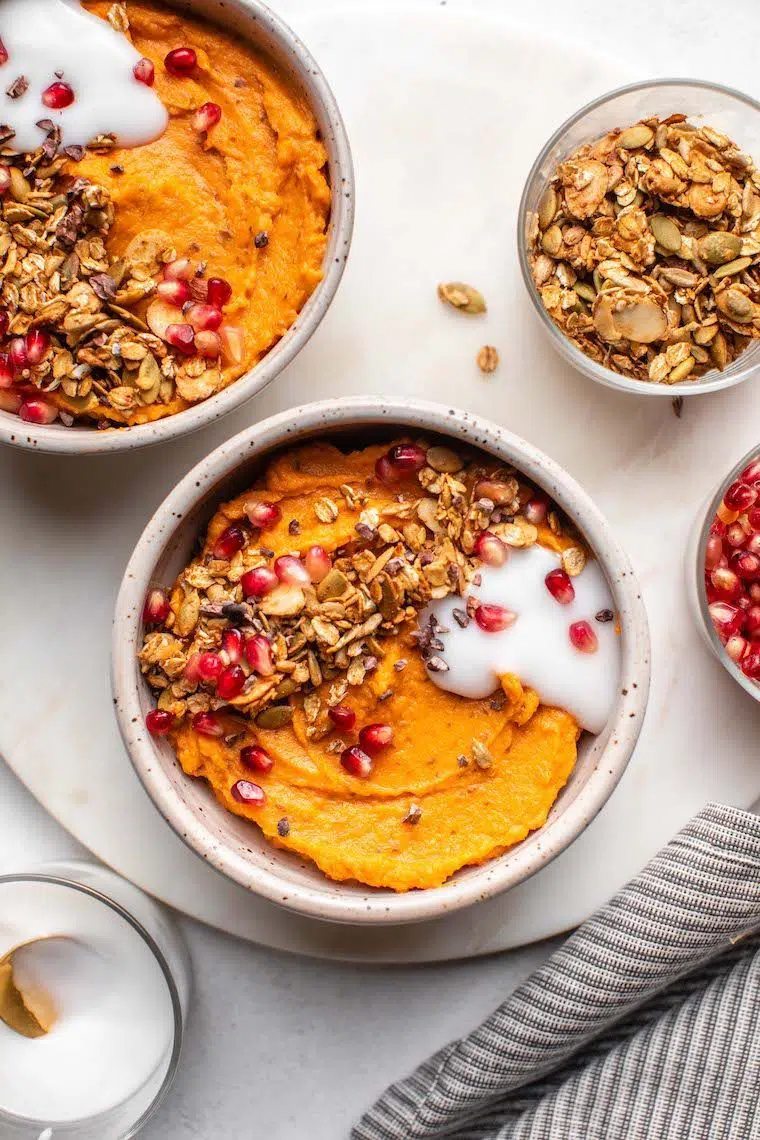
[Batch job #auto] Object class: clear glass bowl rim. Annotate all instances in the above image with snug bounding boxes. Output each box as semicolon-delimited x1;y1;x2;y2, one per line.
691;442;760;702
0;871;184;1138
516;76;760;397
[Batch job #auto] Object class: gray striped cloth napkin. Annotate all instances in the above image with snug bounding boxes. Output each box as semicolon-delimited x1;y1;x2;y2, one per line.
353;803;760;1140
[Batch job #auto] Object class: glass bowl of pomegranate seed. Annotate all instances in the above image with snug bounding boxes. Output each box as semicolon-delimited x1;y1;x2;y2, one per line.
688;446;760;695
518;78;760;398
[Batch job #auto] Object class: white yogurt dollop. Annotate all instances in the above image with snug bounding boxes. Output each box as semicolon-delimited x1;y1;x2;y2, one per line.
419;544;620;734
0;0;168;152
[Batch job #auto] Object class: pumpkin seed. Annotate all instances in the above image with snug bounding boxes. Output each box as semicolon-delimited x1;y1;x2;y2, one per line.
426;445;463;473
698;231;742;266
669;356;696;382
650;214;682;253
712;256;753;280
255;705;293;730
618;124;654;149
537;185;557;230
437;281;486;315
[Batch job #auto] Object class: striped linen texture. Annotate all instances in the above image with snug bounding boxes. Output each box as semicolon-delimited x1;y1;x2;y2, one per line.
353;803;760;1140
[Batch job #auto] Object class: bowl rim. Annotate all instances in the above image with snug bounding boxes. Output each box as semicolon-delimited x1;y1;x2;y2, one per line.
112;396;651;925
517;76;760;398
0;0;355;455
690;442;760;700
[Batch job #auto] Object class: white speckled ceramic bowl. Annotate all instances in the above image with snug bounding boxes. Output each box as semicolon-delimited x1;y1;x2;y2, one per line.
0;0;353;455
113;397;651;925
518;78;760;397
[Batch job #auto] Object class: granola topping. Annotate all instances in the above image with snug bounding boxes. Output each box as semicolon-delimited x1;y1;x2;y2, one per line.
140;438;575;736
528;114;760;383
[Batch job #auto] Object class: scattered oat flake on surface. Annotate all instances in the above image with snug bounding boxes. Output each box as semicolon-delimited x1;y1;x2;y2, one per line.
476;345;499;374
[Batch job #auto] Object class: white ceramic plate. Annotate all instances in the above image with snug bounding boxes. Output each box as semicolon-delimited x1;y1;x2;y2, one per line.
1;3;759;962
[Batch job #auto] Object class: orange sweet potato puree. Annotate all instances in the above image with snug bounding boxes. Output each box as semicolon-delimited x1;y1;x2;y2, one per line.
78;1;330;423
171;442;581;892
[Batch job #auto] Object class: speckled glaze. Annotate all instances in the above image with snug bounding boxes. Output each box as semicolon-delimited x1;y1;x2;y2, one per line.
112;397;651;925
518;78;760;397
0;0;354;455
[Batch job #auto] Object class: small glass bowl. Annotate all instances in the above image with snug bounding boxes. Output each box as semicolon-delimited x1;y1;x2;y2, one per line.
0;861;191;1139
517;78;760;397
686;443;760;700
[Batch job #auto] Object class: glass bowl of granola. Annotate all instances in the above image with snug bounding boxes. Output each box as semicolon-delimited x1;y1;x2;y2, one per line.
687;443;760;700
518;79;760;396
112;396;650;924
0;0;353;454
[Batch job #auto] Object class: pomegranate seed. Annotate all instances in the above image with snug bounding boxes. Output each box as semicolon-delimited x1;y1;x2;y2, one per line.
197;652;223;682
193;102;222;132
241;566;278;598
133;57;155;85
164;258;194;281
725;635;749;662
475;603;517;633
0;353;13;388
705;534;724;569
708;601;744;641
545;568;575;605
219;324;245;365
717;502;739;525
10;338;27;371
274;555;310;586
374;455;399;484
750;583;760;602
328;705;356;730
359;723;393;755
742;457;760;484
474;532;508;567
143;588;170;625
157;279;190;306
474;479;516;505
0;167;9;196
221;628;244;664
724;522;746;548
741;650;760;679
19;398;57;424
244;635;275;676
724;481;757;511
195;330;221;359
747;534;760;557
213;525;246;561
711;566;742;601
186;303;223;331
193;711;223;737
747;508;760;532
25;329;50;365
164;47;197;76
231;779;266;805
207;277;232;308
165;322;196;356
244;500;281;528
146;709;174;736
340;745;373;778
305;544;332;582
0;390;21;414
730;550;760;581
569;620;598;653
745;605;760;638
217;664;247;700
387;443;427;473
523;494;549;525
42;81;75;109
0;37;7;66
240;745;273;773
183;652;203;684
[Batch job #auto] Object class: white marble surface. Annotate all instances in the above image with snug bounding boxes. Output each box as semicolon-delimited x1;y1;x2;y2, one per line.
4;0;760;1134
